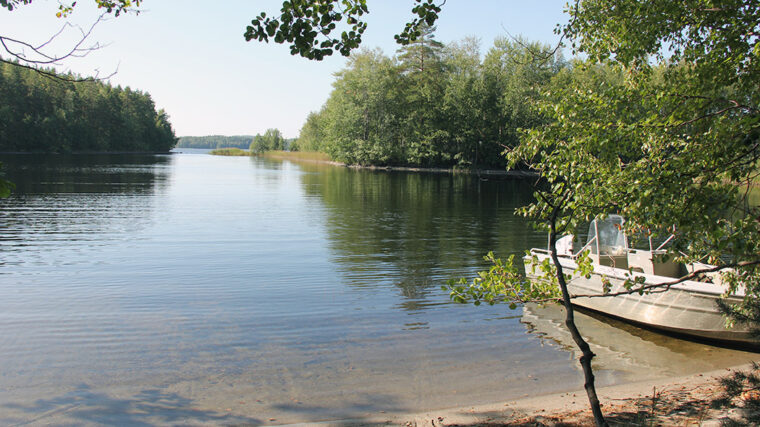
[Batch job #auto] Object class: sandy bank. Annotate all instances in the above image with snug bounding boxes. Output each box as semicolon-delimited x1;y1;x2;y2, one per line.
279;363;758;426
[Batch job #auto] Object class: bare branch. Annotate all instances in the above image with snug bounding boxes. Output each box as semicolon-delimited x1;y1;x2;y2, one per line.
0;57;116;83
0;12;117;81
499;24;566;66
497;0;578;65
35;19;72;51
672;105;756;129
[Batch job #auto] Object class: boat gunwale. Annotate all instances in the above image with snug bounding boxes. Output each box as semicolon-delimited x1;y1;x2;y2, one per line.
524;249;742;298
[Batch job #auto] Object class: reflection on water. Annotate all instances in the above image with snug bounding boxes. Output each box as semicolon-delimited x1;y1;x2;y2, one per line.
0;154;755;425
522;303;758;383
0;154;173;269
298;162;539;311
1;153;173;194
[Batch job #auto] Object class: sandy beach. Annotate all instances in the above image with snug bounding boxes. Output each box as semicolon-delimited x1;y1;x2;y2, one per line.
281;363;759;426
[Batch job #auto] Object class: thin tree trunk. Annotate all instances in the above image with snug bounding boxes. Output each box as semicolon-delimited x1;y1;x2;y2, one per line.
549;217;608;427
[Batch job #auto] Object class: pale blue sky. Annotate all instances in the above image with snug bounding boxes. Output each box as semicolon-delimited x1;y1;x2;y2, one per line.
0;1;571;138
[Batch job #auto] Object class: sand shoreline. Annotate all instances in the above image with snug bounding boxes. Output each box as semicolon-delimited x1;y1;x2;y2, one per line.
277;363;758;426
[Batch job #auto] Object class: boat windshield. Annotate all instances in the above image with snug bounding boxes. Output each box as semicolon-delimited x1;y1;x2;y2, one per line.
587;215;627;256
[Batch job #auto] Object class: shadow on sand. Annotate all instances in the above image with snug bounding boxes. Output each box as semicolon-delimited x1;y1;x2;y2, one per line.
2;384;263;426
2;384;411;426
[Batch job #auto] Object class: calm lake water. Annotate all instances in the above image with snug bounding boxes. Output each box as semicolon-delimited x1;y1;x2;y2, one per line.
0;151;755;425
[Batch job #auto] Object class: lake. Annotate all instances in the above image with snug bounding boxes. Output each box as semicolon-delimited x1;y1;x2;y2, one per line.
0;150;755;425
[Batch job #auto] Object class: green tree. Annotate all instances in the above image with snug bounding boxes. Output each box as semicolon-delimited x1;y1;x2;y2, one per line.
249;128;286;153
319;49;403;165
485;37;563;153
295;110;327;152
396;23;443;75
437;37;486;167
395;24;448;165
265;128;285;151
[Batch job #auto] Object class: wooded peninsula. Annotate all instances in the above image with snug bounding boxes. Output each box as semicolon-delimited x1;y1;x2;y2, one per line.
291;29;562;169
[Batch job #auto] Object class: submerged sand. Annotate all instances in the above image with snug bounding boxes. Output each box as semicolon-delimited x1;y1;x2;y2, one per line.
4;304;757;425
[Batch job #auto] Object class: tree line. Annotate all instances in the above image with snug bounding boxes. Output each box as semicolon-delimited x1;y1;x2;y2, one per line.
293;27;564;169
0;61;176;153
179;130;295;153
177;135;254;149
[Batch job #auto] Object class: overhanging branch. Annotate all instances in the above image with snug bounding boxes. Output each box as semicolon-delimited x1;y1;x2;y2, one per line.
0;13;117;81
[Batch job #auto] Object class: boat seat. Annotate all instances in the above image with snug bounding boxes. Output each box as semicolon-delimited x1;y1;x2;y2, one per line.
593;253;628;270
627;249;683;278
652;257;683;278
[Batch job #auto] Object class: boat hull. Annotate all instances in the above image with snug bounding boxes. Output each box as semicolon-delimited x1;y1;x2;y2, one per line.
524;251;755;345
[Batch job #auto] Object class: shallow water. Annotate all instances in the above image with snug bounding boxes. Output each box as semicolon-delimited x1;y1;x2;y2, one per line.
0;151;755;425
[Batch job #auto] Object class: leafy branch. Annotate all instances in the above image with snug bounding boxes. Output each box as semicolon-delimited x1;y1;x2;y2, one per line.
246;0;446;60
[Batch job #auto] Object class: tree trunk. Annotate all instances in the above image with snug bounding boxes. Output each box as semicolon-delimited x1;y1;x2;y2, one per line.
549;220;608;427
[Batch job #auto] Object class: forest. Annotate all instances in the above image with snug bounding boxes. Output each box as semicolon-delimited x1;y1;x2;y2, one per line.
0;61;176;153
293;28;567;169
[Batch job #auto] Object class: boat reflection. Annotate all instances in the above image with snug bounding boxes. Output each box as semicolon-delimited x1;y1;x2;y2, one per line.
521;303;758;382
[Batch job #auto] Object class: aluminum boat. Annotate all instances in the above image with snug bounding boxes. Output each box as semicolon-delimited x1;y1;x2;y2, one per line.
524;215;754;344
